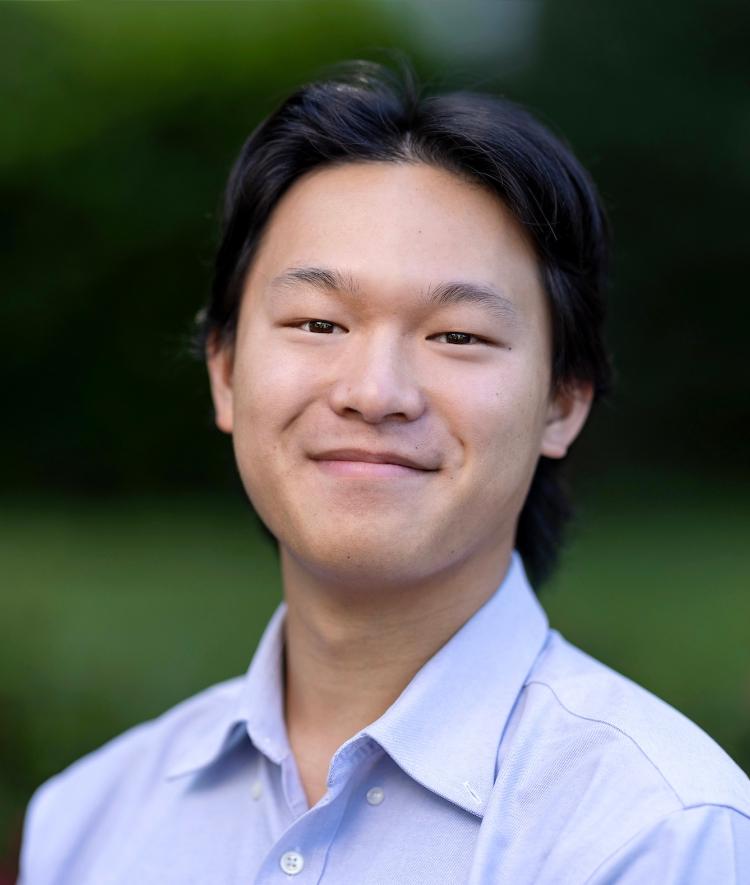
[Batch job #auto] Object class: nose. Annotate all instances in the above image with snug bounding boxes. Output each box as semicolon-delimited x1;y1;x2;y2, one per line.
327;330;426;424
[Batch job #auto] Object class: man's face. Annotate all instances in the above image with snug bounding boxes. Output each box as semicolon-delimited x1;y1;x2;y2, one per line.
208;162;591;586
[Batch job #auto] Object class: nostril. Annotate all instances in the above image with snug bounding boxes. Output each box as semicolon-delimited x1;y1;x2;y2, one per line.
328;376;426;424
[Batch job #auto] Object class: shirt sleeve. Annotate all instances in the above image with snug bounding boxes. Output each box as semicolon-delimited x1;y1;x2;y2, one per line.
583;805;750;885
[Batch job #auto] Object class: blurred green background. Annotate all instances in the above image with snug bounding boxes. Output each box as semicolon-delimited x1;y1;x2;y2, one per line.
2;0;749;878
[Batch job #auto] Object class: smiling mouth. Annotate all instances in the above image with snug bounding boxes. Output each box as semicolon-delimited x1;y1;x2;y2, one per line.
309;448;439;479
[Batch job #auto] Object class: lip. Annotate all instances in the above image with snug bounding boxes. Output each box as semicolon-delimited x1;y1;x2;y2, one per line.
310;448;438;471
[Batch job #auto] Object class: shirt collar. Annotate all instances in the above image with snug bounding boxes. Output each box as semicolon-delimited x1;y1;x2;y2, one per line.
164;603;288;780
363;550;549;817
166;551;549;819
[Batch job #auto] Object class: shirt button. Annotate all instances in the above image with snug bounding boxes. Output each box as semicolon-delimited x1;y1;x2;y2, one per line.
251;781;262;800
366;786;385;805
279;850;305;875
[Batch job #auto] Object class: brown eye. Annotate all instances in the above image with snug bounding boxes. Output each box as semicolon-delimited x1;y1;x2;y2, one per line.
433;331;482;345
300;320;339;334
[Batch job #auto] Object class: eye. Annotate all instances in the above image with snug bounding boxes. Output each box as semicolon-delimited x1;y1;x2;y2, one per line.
297;319;345;334
431;331;485;345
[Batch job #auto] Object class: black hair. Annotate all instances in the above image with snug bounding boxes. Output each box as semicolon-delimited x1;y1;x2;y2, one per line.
192;57;613;589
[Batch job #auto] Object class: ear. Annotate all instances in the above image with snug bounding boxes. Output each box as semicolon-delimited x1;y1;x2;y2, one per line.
540;380;594;459
205;333;235;434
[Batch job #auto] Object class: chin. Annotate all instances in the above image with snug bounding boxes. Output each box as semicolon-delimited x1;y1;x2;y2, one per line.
288;526;440;588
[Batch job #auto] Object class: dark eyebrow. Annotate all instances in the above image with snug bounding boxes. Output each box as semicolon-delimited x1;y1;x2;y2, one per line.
268;265;520;324
423;280;520;325
268;266;361;296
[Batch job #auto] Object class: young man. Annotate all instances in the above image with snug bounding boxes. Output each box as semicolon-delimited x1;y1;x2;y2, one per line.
19;61;750;884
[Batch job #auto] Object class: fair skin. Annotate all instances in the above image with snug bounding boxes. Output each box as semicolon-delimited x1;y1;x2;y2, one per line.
207;161;592;807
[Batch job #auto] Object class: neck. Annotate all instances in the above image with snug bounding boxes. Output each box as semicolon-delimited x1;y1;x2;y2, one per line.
280;540;514;755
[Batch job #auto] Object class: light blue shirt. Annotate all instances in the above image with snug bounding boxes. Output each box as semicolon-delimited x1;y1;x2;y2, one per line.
19;552;750;884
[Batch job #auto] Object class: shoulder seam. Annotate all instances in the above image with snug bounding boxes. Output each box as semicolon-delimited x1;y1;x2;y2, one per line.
580;804;750;885
524;679;686;808
682;803;750;821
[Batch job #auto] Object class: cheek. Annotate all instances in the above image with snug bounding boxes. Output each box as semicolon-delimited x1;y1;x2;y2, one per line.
232;338;309;429
229;353;296;519
228;357;289;487
460;372;548;476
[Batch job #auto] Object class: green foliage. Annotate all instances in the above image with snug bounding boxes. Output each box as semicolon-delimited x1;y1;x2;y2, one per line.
510;0;750;473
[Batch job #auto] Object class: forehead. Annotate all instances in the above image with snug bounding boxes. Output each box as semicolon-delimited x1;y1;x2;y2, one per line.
242;161;546;323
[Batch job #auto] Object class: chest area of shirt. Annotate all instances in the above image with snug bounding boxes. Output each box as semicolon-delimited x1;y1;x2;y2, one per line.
80;748;482;885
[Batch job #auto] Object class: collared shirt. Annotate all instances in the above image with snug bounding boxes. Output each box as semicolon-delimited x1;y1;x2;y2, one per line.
18;551;750;884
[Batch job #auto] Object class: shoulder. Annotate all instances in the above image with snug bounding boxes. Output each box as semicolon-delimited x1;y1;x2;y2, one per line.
20;676;243;882
31;674;244;796
477;630;750;883
523;629;750;814
581;803;750;884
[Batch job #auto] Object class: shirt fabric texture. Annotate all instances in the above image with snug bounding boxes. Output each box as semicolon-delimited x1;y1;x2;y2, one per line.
18;551;750;884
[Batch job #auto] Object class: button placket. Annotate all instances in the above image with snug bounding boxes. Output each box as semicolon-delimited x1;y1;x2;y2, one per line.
258;738;384;882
